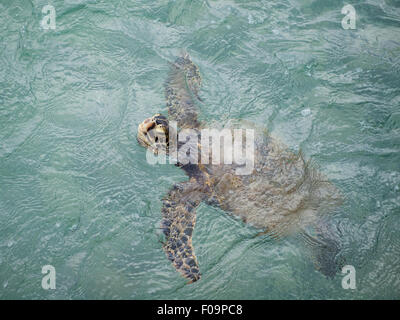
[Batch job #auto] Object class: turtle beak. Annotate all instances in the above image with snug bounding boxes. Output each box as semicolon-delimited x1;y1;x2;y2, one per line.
137;114;170;155
137;117;155;149
139;118;156;134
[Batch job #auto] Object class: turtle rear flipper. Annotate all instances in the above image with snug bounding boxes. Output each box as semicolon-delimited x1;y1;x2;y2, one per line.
301;219;345;279
161;180;204;283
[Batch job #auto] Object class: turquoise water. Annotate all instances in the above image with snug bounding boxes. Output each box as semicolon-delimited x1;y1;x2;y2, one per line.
1;0;399;299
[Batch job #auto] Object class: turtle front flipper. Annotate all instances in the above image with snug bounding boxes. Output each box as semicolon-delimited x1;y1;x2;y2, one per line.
161;180;203;283
165;53;202;129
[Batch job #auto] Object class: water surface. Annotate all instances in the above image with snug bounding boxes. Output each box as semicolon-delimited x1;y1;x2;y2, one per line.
0;0;399;299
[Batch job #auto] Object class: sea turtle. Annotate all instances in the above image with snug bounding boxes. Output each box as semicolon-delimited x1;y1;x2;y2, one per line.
137;53;343;283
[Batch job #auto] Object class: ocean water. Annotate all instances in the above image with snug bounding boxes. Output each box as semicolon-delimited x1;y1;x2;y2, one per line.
0;0;399;299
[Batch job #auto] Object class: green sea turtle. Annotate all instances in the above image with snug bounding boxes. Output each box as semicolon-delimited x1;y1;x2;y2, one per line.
137;53;343;283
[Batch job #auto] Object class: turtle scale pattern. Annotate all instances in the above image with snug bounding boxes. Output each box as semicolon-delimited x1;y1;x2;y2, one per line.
156;54;342;283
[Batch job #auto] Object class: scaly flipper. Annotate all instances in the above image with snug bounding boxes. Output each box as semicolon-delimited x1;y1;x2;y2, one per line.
161;179;204;283
165;53;202;129
300;218;345;278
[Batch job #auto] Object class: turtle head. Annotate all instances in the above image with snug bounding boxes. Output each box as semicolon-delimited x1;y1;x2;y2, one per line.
137;114;170;154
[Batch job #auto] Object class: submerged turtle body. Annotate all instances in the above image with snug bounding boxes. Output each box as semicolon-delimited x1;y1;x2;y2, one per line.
137;54;342;283
201;121;341;236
